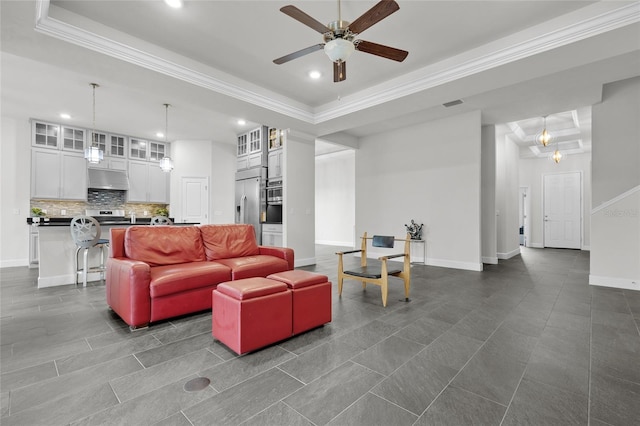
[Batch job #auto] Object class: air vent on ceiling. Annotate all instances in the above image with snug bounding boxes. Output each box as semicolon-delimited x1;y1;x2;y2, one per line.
443;99;464;108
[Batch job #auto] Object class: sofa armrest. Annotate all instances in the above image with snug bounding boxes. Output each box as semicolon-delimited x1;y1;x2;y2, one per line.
259;246;295;270
106;257;152;328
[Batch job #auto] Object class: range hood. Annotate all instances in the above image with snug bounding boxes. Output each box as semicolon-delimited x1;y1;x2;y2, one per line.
88;168;129;191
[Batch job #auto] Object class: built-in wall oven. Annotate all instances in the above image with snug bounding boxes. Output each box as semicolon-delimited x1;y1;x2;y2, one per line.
266;182;282;205
265;179;283;224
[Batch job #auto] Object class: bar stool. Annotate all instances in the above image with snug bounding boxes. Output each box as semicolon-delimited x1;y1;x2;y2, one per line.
70;216;109;287
150;216;172;225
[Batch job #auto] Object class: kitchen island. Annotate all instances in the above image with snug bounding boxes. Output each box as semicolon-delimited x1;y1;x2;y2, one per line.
27;218;198;288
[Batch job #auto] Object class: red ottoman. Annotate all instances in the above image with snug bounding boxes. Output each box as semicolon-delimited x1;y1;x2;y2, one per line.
212;277;292;355
267;270;332;335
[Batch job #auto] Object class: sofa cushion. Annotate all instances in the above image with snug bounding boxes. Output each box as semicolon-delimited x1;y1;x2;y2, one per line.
149;261;231;298
215;255;291;280
125;226;205;266
200;224;260;261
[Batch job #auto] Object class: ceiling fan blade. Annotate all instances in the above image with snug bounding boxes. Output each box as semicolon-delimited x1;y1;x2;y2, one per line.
348;0;400;35
274;44;325;65
280;5;331;34
333;61;347;82
355;40;408;62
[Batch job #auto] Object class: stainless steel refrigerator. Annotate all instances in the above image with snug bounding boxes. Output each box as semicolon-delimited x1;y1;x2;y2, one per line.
235;168;267;243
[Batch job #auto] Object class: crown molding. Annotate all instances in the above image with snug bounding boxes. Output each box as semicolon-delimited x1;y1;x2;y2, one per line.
314;2;640;123
34;1;639;126
34;0;315;124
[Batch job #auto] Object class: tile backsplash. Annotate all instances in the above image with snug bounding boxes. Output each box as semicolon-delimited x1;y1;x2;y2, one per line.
31;190;168;218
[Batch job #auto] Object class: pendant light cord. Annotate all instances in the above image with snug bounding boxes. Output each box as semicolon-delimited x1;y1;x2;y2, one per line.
164;103;170;143
91;83;99;147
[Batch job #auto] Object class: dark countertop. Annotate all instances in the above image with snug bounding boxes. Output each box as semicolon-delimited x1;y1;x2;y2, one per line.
27;218;199;226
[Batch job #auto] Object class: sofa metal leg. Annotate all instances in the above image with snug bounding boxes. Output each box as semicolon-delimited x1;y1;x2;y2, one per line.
129;324;149;332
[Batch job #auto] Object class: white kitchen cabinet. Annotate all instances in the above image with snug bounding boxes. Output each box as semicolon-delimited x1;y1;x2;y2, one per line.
149;141;169;162
262;223;283;247
31;149;87;200
268;149;283;181
129;138;148;160
32;121;59;148
61;126;86;152
237;126;268;171
29;226;39;267
109;134;127;158
128;160;169;203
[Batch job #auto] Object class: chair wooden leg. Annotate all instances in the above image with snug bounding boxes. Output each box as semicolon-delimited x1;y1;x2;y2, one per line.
381;279;388;307
404;277;411;302
338;275;343;297
362;282;367;290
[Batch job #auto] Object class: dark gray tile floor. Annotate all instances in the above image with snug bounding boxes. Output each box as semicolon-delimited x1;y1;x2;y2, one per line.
2;246;640;425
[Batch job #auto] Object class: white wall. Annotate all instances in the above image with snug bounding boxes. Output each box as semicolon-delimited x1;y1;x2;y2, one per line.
1;116;33;267
495;129;522;259
518;153;592;249
315;149;355;246
284;130;316;267
169;139;235;224
356;110;483;271
481;125;497;264
590;76;640;290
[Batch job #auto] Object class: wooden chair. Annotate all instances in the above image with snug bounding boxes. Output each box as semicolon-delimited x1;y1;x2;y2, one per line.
336;232;411;307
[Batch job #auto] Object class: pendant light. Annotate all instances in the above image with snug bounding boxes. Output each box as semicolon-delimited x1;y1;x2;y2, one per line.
159;103;174;172
84;83;104;164
536;115;552;147
552;139;562;163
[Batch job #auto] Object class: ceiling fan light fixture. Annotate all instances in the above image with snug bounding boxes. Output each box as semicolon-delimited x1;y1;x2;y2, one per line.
324;38;355;63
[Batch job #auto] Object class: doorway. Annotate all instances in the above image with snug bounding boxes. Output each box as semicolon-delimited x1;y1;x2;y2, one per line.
181;177;209;224
543;172;582;249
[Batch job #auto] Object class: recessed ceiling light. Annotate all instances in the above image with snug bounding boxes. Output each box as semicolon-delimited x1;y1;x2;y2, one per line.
237;119;246;126
59;113;71;119
309;70;321;79
156;132;164;138
164;0;183;8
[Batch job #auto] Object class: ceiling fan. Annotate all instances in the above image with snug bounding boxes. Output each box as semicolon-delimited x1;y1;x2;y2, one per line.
273;0;409;82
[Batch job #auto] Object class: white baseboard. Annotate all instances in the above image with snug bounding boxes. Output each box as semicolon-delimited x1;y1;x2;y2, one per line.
315;240;353;247
483;256;498;264
528;243;544;248
38;273;75;288
497;248;520;260
426;257;483;272
295;257;316;268
0;258;29;268
589;275;640;291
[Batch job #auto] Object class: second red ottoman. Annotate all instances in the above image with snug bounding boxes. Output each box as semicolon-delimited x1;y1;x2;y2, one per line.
212;277;292;355
267;270;332;335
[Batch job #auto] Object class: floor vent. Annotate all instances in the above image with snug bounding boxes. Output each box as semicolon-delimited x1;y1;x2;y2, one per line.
443;99;464;107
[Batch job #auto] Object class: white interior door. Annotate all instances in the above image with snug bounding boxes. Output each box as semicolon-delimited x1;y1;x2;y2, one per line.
181;177;209;224
543;172;581;249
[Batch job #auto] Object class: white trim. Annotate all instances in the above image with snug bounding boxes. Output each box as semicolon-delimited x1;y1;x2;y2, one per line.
497;248;521;260
582;245;591;251
33;0;640;124
483;256;499;265
591;185;640;215
38;273;74;288
34;1;314;124
529;242;544;248
589;275;640;291
295;257;316;268
426;258;483;272
0;259;29;268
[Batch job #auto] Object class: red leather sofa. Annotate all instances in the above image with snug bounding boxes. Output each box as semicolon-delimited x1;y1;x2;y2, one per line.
106;224;294;330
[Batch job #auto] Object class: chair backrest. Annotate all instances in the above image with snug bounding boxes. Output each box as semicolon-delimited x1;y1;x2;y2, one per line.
372;235;395;248
70;216;102;248
150;216;172;225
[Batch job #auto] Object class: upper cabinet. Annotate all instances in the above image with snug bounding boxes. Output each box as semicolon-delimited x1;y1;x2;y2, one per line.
237;125;268;171
32;121;59;148
31;149;86;200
